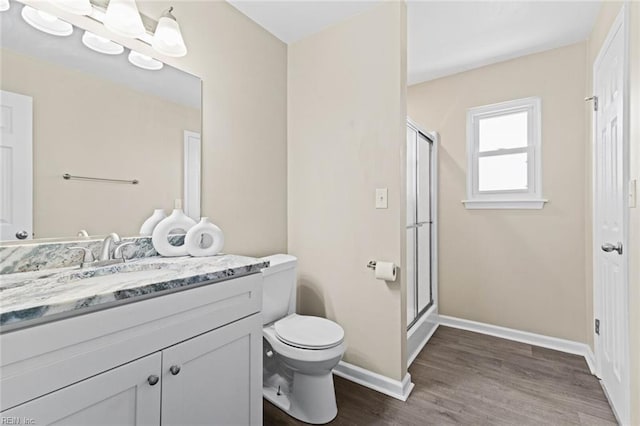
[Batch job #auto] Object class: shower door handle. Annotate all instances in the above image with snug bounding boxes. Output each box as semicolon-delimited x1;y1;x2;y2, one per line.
406;224;422;229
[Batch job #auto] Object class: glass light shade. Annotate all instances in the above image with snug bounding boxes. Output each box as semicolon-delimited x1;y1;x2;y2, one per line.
0;0;10;12
50;0;91;15
104;0;145;38
152;15;187;57
128;50;163;71
21;5;73;36
82;31;124;55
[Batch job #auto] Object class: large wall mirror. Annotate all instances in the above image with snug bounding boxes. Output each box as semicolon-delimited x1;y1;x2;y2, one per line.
0;3;202;243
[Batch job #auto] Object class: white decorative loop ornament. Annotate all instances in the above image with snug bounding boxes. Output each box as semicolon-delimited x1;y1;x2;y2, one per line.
185;218;224;257
139;208;166;236
151;208;196;257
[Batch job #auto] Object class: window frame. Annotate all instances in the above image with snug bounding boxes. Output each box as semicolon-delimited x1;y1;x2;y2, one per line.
463;96;547;209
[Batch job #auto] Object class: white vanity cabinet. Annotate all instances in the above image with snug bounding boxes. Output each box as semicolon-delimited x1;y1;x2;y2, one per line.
161;314;262;426
4;353;162;425
0;273;263;425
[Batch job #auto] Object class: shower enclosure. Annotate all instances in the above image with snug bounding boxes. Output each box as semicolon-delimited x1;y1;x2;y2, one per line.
406;119;438;365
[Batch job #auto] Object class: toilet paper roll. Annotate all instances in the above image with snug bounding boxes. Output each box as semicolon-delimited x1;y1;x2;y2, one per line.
375;261;397;281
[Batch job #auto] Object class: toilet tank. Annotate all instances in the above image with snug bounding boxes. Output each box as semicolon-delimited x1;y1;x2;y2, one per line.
260;254;297;325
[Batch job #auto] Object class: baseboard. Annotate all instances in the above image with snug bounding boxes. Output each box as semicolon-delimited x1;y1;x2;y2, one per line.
438;315;597;375
408;322;439;366
584;346;597;376
407;309;439;367
332;361;415;401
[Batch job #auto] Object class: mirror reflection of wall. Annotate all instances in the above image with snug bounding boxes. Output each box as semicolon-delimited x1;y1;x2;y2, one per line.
0;3;202;242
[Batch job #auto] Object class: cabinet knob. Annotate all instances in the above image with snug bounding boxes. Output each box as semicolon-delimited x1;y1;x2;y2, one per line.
147;375;159;386
169;365;181;375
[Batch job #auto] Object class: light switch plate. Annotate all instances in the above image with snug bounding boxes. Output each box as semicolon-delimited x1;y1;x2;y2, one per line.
376;188;388;209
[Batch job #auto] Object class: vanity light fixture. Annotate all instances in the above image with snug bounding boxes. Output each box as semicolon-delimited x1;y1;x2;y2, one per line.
21;5;73;36
50;0;91;15
128;50;163;71
104;0;145;38
151;7;186;57
82;30;124;55
0;0;10;12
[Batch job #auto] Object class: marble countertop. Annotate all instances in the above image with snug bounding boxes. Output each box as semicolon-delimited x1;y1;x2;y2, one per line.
0;255;268;331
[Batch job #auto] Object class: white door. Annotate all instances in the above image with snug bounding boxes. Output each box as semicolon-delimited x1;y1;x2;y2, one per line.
2;353;162;425
183;130;201;221
161;314;262;426
593;7;629;424
0;90;32;241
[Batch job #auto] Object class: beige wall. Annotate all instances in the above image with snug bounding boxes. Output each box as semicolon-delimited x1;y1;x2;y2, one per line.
288;2;408;381
1;48;199;238
21;0;288;256
408;43;588;343
588;2;640;423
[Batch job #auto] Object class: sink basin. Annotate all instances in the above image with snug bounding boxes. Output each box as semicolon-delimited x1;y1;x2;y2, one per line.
47;268;177;303
70;269;170;286
62;262;169;282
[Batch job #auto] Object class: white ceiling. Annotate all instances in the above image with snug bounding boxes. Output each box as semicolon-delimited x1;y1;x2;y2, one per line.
407;1;602;85
227;0;381;44
228;0;602;86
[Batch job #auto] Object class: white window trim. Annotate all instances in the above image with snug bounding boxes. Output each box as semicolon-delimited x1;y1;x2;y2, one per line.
462;96;547;210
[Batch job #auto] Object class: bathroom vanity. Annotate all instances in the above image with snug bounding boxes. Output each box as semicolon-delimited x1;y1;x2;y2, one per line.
0;254;266;425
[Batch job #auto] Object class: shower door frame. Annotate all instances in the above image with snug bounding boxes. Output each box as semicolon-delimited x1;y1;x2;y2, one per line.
406;118;438;331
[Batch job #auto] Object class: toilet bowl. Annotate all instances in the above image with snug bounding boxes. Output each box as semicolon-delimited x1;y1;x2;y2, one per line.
261;256;346;424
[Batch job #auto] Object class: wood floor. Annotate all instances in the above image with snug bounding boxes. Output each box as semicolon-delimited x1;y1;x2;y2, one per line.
263;326;616;425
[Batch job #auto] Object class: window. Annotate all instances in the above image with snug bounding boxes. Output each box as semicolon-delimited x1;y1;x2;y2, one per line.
463;97;547;209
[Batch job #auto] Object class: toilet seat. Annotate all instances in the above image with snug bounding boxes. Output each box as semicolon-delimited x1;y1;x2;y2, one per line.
275;314;344;350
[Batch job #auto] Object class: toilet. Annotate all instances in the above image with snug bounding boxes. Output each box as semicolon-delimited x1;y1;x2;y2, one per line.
261;254;346;424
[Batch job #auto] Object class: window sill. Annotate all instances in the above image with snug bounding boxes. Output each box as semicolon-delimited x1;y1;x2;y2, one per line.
462;199;548;210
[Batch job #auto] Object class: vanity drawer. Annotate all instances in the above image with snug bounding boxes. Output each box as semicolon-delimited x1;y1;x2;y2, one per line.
0;272;262;411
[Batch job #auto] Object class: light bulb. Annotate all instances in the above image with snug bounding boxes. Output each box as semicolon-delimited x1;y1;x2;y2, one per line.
151;8;187;57
104;0;145;38
82;31;124;55
128;50;163;71
37;9;58;22
21;5;73;36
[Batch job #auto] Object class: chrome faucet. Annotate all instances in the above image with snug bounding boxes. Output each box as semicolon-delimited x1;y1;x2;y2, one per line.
70;233;137;268
100;233;121;261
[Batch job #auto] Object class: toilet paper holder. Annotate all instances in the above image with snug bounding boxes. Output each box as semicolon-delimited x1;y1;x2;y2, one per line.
366;260;377;269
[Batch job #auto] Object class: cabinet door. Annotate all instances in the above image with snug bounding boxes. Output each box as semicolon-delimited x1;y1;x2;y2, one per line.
2;353;161;425
161;314;262;426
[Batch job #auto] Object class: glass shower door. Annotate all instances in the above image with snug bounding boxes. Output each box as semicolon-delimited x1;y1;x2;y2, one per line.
407;123;433;329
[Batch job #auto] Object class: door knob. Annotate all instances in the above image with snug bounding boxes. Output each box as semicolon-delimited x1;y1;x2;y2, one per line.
601;242;623;255
147;375;159;386
169;365;181;375
15;230;29;240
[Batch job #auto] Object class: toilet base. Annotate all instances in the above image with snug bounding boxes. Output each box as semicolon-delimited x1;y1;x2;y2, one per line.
263;370;338;425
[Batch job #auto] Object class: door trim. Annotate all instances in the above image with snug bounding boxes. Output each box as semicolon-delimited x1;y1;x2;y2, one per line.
591;4;630;425
183;130;201;221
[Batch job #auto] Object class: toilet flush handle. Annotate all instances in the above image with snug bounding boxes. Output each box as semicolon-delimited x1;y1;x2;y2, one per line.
266;350;274;358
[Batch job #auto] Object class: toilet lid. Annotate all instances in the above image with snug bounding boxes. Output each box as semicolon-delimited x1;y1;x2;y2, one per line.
275;315;344;350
